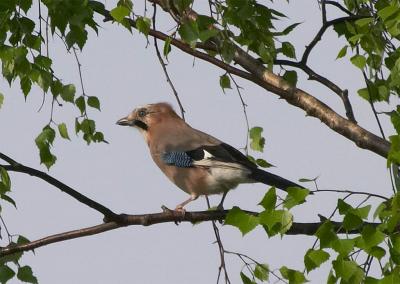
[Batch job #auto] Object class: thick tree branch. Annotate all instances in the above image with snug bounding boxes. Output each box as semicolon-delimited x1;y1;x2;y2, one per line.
95;2;390;158
0;209;380;257
0;153;118;219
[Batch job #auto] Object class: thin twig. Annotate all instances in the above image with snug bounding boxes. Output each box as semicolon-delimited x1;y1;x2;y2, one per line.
224;250;288;283
0;216;12;243
152;4;185;119
325;1;353;15
206;197;231;284
312;188;388;200
361;71;386;140
301;15;366;65
228;74;250;154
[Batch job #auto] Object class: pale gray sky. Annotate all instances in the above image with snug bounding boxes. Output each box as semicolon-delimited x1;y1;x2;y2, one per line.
0;1;393;283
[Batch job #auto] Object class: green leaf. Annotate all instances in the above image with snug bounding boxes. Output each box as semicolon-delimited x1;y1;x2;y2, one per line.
378;5;399;21
136;17;151;36
178;21;198;45
304;249;329;272
380;270;400;283
221;41;235;63
0;265;15;284
258;44;272;64
373;202;386;220
281;42;296;59
93;131;105;143
35;126;57;169
350;54;366;69
65;26;88;50
240;272;255;284
369;246;386;260
199;29;219;42
355;17;373;27
0;248;22;265
87;96;100;110
332;259;363;283
298;177;317;183
1;195;16;208
337;199;352;215
255;159;273;168
20;77;32;97
259;187;276;210
360;225;385;249
336;46;348;59
61;84;75;103
356;205;371;219
343;212;362;230
34;55;52;70
219;74;231;92
254;264;269;282
279;266;307;284
0;93;3;109
17;235;30;245
58;123;70;140
23;34;41;51
19;0;33;13
315;221;338;248
274;23;301;36
283;187;309;209
332;238;355;257
75;96;86;114
259;209;293;236
249;127;265;152
225;206;259;235
283;70;297;86
163;37;172;58
0;167;11;192
110;6;130;23
17;266;37;284
117;0;133;10
80;119;95;135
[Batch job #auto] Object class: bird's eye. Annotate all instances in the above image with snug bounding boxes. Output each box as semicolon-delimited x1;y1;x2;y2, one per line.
138;109;147;117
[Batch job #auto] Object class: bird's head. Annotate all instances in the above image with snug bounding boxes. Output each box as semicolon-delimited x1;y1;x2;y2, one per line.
116;102;179;132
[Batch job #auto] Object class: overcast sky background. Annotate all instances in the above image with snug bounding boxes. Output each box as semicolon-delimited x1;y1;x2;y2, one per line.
0;1;395;283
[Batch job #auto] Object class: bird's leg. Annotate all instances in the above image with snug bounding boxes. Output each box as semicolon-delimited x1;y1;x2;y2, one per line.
216;191;229;211
175;195;198;214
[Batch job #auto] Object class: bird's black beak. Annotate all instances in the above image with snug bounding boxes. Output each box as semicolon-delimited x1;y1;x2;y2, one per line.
116;117;148;130
116;117;133;126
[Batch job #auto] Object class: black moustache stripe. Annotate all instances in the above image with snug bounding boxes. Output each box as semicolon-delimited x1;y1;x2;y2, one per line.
134;120;148;131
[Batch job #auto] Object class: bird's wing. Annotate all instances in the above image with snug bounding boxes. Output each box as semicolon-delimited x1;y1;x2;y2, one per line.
161;143;256;169
158;125;256;169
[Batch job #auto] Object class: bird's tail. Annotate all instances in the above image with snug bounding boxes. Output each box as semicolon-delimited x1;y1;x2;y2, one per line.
249;168;304;191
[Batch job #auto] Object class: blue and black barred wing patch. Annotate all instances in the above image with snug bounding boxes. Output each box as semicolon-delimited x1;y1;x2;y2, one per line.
162;151;193;167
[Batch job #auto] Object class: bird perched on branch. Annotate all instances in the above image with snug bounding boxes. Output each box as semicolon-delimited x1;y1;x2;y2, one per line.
117;102;303;211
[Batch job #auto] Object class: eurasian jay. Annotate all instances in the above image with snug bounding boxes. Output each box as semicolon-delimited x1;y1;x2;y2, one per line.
117;102;303;211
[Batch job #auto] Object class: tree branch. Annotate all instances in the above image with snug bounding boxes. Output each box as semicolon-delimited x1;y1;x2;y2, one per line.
0;153;118;219
274;59;356;122
301;15;365;65
0;209;380;257
95;1;390;158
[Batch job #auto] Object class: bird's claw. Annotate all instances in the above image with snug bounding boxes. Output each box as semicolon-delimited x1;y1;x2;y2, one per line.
174;206;186;219
161;205;185;225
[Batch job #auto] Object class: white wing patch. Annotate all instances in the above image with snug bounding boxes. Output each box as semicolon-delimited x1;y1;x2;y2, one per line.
203;150;213;159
